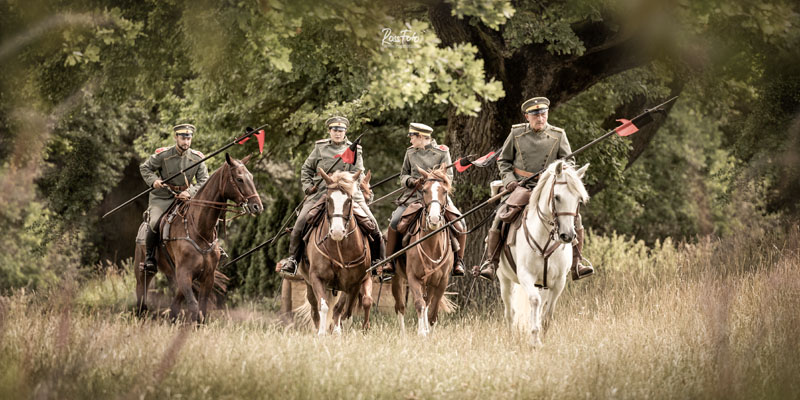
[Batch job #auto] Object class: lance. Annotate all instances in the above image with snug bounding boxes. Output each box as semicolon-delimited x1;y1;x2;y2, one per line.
102;124;268;219
366;96;678;274
224;132;365;268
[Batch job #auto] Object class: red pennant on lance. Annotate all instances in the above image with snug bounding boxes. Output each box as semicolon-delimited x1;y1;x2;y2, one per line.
237;129;266;154
472;150;498;167
615;119;639;137
255;129;265;154
455;157;472;173
334;137;360;165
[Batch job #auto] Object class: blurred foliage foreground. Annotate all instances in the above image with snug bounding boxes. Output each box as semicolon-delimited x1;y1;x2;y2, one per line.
0;224;798;399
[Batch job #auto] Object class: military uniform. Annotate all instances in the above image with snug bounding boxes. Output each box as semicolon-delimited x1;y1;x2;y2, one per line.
475;97;593;281
138;123;209;273
281;116;383;275
383;123;467;277
140;145;209;230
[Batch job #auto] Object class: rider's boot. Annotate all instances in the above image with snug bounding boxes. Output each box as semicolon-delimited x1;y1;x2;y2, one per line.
473;228;503;281
368;230;385;276
281;227;306;276
451;223;466;277
142;228;159;274
381;227;400;276
571;227;594;280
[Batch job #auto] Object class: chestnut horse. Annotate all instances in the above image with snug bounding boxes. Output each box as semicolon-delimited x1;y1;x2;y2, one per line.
301;169;373;335
134;154;262;322
391;165;454;336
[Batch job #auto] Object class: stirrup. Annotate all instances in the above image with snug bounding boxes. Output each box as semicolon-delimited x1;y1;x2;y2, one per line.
475;260;496;281
571;258;594;281
140;261;158;274
452;259;465;277
280;257;299;276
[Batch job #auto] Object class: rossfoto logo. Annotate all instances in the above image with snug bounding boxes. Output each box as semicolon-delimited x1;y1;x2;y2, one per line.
381;28;422;48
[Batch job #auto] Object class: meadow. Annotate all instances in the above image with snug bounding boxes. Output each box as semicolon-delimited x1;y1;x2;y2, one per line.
1;225;798;399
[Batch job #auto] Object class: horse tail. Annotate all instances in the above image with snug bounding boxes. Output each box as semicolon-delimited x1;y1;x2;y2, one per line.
511;282;532;332
292;289;340;330
438;294;457;313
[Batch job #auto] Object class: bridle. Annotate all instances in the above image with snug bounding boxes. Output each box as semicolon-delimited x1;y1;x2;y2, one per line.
520;176;582;289
311;187;368;269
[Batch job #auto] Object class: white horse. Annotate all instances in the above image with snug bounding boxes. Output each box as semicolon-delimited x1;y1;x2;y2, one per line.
496;160;589;346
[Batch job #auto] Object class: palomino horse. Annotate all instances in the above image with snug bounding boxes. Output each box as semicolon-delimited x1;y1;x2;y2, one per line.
134;154;262;322
497;160;589;346
302;168;373;335
391;165;454;336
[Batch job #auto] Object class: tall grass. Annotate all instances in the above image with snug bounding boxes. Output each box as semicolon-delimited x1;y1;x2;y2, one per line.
0;226;798;399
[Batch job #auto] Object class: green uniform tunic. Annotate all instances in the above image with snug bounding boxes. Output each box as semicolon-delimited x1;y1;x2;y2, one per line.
140;145;209;230
391;140;460;229
295;137;377;231
497;123;572;188
398;140;453;205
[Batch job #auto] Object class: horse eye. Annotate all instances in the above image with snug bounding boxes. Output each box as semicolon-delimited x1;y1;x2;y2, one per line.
554;195;560;202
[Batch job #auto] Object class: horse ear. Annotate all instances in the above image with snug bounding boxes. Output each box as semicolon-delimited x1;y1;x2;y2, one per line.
225;153;234;166
241;154;252;165
576;163;590;179
318;167;333;185
352;170;362;182
555;161;563;176
416;166;429;179
364;170;371;184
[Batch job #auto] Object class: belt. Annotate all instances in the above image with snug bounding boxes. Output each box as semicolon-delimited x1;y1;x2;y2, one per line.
513;167;535;177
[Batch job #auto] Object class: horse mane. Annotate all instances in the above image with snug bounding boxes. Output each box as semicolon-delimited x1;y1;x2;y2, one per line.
327;171;357;196
528;161;589;208
191;161;230;201
428;165;452;192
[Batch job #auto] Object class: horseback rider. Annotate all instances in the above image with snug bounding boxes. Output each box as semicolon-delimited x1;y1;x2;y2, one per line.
473;97;594;281
380;123;467;278
280;116;385;276
139;123;209;273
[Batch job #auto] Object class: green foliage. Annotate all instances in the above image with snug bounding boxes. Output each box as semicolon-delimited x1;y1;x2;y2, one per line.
445;0;515;30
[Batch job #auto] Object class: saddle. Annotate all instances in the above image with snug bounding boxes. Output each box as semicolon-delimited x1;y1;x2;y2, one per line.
496;186;532;224
397;201;462;246
304;194;376;242
134;201;182;245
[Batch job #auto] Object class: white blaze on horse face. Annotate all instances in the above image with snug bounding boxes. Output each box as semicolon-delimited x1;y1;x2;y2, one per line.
329;191;349;241
554;183;578;243
427;181;443;227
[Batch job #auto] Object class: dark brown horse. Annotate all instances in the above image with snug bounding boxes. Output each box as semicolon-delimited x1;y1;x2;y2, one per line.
134;154;262;322
301;168;373;335
391;165;454;336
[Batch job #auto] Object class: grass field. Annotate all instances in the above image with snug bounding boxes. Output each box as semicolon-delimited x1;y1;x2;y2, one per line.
1;226;798;399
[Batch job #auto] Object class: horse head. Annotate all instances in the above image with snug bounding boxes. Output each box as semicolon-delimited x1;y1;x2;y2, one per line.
417;164;451;231
319;168;360;241
359;170;373;202
531;160;590;243
224;153;263;215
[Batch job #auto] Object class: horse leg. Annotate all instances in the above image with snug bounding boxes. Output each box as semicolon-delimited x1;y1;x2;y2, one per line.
198;268;215;324
170;290;184;322
427;281;446;328
134;244;152;316
305;283;321;331
360;276;373;331
391;276;406;332
176;267;200;323
543;274;568;333
517;270;544;347
331;293;349;335
308;275;329;336
406;275;428;337
497;270;516;328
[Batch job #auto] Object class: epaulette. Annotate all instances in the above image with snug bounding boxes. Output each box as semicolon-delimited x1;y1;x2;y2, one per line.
191;149;205;158
155;147;170;154
316;138;330;144
512;123;527;128
436;144;449;151
549;125;565;133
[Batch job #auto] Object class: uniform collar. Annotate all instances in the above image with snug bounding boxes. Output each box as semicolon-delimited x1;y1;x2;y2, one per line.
331;136;348;146
531;123;549;134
